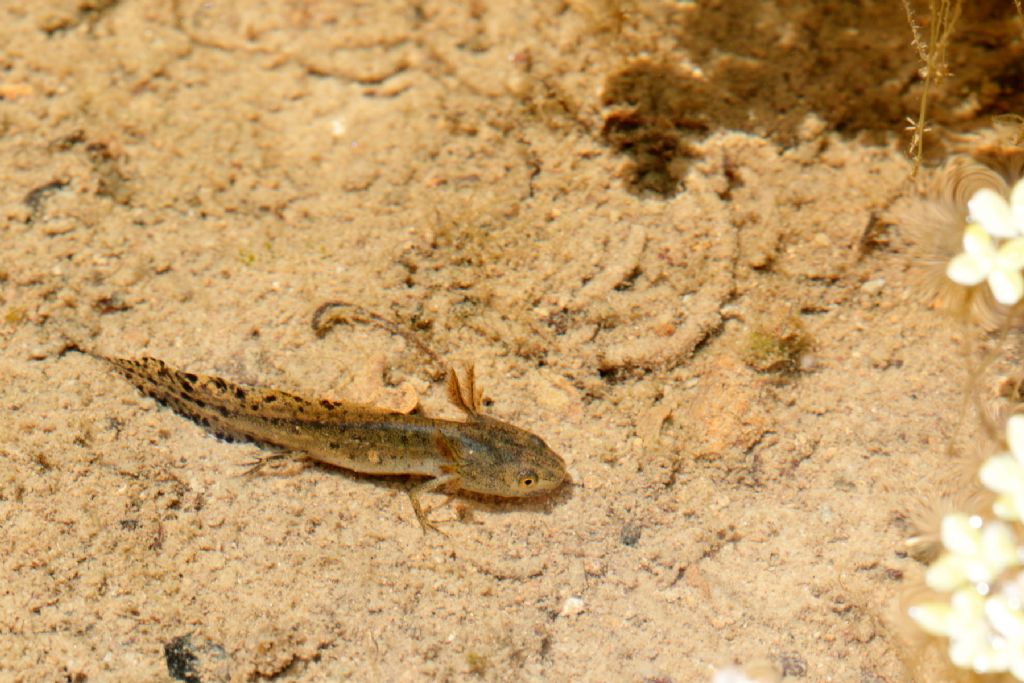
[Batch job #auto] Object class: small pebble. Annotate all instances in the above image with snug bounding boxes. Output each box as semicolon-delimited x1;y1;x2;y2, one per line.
620;522;642;546
559;596;585;618
861;278;885;295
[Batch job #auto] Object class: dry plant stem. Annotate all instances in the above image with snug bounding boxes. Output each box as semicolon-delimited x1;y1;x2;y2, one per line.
958;318;990;449
963;292;1022;443
902;0;963;173
311;301;447;380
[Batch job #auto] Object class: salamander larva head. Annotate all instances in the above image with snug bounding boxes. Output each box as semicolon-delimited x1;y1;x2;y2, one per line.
502;431;567;497
456;418;568;498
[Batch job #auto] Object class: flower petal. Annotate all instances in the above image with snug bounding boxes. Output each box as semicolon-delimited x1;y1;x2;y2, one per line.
948;589;989;670
1011;179;1024;235
980;454;1024;495
974;644;1012;674
1011;654;1024;683
984;441;1024;521
1009;416;1024;462
949;637;975;669
990;268;1024;305
1000;238;1024;271
987;593;1024;641
970;188;1017;238
980;521;1019;576
964;223;997;256
909;601;953;636
948;253;990;286
952;586;987;618
994;493;1024;522
943;514;982;556
928;553;969;591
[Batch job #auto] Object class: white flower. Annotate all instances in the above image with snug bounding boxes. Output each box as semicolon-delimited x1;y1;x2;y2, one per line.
981;415;1024;521
910;575;1024;678
948;180;1024;306
911;511;1021;675
910;409;1024;680
969;181;1024;239
947;224;1024;305
925;514;1019;591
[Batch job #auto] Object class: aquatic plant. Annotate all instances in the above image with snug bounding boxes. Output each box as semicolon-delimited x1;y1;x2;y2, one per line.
946;181;1024;306
906;177;1024;679
908;416;1024;678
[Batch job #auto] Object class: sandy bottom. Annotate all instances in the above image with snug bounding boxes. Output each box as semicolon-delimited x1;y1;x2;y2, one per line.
2;2;1023;682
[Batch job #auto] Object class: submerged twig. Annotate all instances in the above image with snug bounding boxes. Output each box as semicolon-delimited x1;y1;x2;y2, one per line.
311;301;447;380
902;0;963;174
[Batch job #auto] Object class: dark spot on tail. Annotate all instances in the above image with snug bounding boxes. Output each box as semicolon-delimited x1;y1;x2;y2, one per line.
264;395;277;404
329;442;340;449
132;385;254;450
183;373;198;383
212;377;227;391
235;387;246;400
321;399;335;410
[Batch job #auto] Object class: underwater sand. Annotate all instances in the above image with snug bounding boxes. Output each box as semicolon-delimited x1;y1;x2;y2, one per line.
2;1;1023;681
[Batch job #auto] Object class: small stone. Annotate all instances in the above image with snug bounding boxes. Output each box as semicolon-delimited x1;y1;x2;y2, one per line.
653;321;676;337
797;113;827;141
620;522;642;546
0;83;34;100
559;596;585;617
861;278;885;295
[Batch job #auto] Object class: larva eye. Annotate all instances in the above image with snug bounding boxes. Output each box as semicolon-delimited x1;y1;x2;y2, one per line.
517;469;538;490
